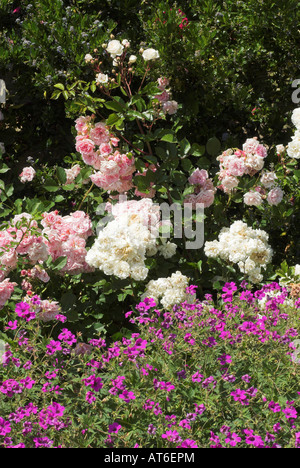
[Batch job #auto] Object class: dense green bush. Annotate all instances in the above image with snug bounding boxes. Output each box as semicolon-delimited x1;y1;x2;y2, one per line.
2;0;300;161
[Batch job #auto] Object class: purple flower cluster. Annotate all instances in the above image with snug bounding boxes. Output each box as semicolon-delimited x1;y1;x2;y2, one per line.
0;280;299;448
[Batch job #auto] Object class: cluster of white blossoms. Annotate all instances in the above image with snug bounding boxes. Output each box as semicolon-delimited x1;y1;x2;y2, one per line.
141;271;190;309
204;221;273;283
287;108;300;159
86;199;177;281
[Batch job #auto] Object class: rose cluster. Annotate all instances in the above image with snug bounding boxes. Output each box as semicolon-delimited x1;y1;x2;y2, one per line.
184;168;216;208
204;220;273;283
0;213;48;282
0;279;17;309
154;77;178;116
41;210;94;275
217;138;268;193
141;271;191;309
216;138;284;207
86;198;177;281
75;115;136;193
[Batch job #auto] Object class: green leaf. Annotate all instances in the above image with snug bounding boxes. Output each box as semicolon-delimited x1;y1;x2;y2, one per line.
126;109;144;120
55;195;65;203
181;158;192;172
44;177;59;192
104;101;125;113
52;256;68;271
180;137;191;155
206;137;221;156
106;113;120;126
159;130;177;143
0;164;10;174
6;185;14;197
57;167;67;184
54;83;65;90
191;143;205;157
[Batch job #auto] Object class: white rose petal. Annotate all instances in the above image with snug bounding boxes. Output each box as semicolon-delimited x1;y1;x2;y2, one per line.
96;73;109;84
106;40;124;57
128;55;137;64
142;48;160;61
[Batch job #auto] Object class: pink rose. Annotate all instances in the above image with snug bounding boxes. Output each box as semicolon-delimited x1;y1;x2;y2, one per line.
188;169;208;186
90;122;110;145
228;158;246;177
267;187;284;206
155;90;170;103
221;176;239;192
19;167;36;183
76;138;95;155
195;190;215;208
0;279;17;309
243;191;263;206
162;100;178;115
157;77;170;90
99;143;112;156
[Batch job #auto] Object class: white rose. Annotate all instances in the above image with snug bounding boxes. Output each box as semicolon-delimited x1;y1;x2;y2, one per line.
142;48;160;61
106;40;124;57
122;39;130;47
291;108;300;130
84;54;93;63
128;55;137;64
287;131;300;159
276;144;285;155
260;171;277;188
294;264;300;276
96;73;109;84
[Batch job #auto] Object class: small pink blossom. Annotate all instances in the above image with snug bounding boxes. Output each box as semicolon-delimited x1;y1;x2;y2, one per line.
19;167;36;183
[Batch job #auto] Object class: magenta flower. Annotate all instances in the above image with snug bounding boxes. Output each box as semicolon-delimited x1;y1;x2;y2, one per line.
225;432;242;447
179;419;191;430
231;389;249;406
268;401;281;413
108;423;122;434
20;376;35;389
58;328;77;346
192;371;203;383
194;403;206;415
5;320;18;330
0;418;11;436
86;391;96;404
218;354;232;365
82;375;103;392
46;340;62;355
177;439;198;448
119;390;136;403
241;374;252;383
0;379;22;397
282;406;297;420
162;430;182;443
15;302;35;321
